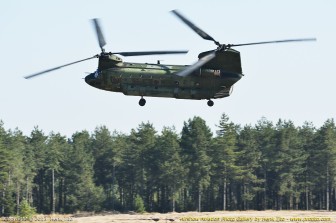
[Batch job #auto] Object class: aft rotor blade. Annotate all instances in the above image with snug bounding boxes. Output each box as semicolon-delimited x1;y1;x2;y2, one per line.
24;55;98;79
171;10;220;46
92;18;106;51
176;52;216;77
114;50;188;56
230;38;317;47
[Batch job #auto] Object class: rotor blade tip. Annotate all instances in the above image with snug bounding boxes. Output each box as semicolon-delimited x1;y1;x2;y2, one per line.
24;75;34;79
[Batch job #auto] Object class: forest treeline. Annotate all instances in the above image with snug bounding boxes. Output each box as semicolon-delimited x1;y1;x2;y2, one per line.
1;114;336;216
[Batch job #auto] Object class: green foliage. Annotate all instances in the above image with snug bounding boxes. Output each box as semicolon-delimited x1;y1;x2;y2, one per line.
67;180;104;212
0;121;10;189
63;131;104;213
134;195;145;213
19;199;36;218
237;125;263;208
152;127;185;212
1;188;15;216
92;126;115;186
2;115;336;214
181;117;212;211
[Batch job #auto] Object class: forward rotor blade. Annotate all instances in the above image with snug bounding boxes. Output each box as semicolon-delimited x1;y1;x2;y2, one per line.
24;55;98;79
92;18;106;51
171;10;220;46
230;38;316;47
176;52;216;77
114;50;188;56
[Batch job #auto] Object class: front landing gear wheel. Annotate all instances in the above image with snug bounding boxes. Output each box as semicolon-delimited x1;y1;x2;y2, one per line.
207;100;214;107
139;98;146;106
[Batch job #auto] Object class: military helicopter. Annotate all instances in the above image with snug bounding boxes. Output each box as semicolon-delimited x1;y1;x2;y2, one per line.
25;10;316;107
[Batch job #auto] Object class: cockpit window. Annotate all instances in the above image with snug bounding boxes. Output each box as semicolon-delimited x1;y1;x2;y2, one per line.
94;69;100;78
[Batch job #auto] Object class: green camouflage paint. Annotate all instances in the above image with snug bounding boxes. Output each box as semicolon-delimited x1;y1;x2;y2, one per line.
85;50;243;100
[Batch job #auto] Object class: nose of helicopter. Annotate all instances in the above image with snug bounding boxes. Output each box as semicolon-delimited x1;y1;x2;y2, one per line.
84;72;100;87
84;73;94;83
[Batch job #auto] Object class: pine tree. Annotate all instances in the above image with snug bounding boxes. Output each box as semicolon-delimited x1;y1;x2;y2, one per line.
109;131;125;210
22;133;37;207
46;132;67;214
118;129;140;211
273;120;306;210
19;199;36;218
237;125;263;210
63;131;104;213
135;123;157;211
6;129;26;215
313;119;336;210
1;186;15;216
91;126;116;208
181;117;212;212
92;126;114;186
153;127;185;212
298;122;316;210
210;113;241;210
255;117;276;210
28;127;48;213
0;121;11;216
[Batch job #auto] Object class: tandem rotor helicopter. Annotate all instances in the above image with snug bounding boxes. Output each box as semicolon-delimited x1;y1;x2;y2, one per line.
25;10;316;107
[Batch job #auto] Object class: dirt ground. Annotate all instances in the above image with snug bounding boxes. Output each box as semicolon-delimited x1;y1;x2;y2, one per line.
73;211;336;223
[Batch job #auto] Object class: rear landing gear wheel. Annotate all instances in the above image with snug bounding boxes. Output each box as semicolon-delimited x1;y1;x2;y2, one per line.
139;98;146;106
207;100;214;107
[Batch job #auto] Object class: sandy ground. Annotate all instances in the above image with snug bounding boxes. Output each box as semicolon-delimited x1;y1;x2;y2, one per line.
73;211;336;223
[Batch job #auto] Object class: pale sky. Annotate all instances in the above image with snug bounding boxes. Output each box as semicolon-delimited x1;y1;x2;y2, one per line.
0;0;334;137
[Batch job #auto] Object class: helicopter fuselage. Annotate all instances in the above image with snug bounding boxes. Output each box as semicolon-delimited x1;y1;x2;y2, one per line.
85;49;243;101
